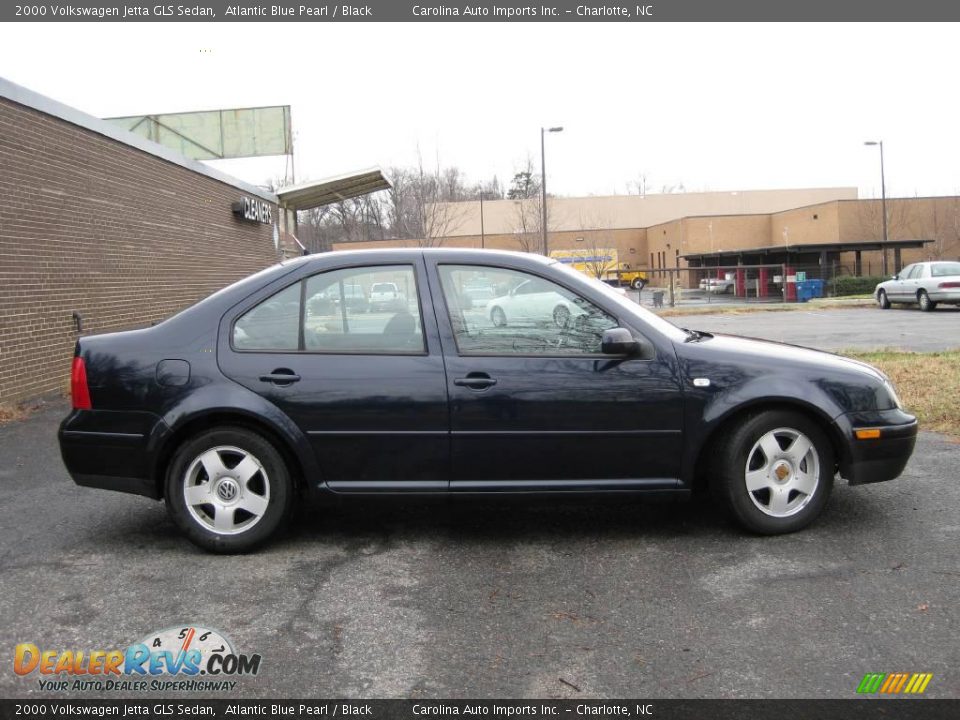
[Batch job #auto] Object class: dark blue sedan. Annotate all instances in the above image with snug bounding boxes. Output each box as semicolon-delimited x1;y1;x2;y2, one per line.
59;249;917;552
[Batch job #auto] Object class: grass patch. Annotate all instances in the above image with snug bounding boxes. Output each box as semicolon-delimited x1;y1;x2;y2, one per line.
841;350;960;437
0;403;31;425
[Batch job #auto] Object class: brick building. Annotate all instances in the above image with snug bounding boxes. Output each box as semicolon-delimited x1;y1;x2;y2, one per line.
333;189;960;285
0;78;388;403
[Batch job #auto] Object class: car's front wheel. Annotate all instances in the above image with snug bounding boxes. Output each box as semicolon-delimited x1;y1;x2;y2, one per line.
490;306;507;327
165;427;294;553
877;289;890;309
631;278;645;290
712;410;834;534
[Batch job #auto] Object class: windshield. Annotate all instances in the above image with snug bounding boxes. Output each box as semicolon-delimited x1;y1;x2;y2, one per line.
552;262;689;342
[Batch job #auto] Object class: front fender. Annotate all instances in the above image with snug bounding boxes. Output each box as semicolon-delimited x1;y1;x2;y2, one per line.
681;374;850;484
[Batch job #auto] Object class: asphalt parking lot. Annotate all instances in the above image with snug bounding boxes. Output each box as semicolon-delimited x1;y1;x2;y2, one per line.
1;307;958;699
673;305;960;352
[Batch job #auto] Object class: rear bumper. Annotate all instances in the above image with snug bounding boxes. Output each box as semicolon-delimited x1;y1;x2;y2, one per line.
839;409;918;486
59;409;167;499
929;289;960;303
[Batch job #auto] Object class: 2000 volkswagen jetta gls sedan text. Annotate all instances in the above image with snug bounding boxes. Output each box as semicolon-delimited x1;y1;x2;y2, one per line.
59;249;918;552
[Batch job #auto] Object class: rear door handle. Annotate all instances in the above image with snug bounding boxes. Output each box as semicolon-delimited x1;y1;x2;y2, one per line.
454;374;497;390
259;369;301;385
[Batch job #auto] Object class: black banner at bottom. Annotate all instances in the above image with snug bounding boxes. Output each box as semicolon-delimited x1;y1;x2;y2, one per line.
1;699;958;720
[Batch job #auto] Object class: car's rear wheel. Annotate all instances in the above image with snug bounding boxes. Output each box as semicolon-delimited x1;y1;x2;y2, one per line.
631;278;645;290
711;410;834;534
918;290;936;312
165;427;293;553
877;289;890;309
491;306;507;327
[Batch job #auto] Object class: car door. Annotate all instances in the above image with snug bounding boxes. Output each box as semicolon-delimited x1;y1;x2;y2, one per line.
218;259;450;492
428;260;685;491
910;263;929;299
891;264;916;300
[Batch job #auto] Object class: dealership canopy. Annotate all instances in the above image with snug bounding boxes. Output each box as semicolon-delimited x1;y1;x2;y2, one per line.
276;168;391;211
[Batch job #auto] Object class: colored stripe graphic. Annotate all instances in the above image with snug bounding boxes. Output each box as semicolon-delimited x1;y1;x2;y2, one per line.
857;672;933;694
856;673;885;693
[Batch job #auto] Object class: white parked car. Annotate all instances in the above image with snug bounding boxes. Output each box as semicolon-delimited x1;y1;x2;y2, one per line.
369;282;404;312
488;278;585;328
699;277;736;294
875;261;960;311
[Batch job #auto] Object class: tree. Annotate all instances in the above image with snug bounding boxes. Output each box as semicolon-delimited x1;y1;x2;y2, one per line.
507;157;541;199
509;196;544;254
285;153;501;250
572;212;617;279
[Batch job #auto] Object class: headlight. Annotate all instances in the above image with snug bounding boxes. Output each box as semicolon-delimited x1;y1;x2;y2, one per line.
883;379;903;410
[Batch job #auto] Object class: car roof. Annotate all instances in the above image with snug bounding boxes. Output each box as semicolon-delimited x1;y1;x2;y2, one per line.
308;247;556;265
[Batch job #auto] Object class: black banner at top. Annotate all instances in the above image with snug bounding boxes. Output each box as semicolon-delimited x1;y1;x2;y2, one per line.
5;0;960;22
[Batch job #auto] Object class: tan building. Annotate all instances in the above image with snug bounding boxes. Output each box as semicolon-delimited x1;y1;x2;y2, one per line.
332;188;960;286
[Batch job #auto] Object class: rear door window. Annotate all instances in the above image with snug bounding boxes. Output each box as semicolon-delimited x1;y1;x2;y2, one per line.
304;265;424;354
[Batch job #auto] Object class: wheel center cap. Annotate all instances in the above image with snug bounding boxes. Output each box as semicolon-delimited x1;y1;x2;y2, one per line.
215;478;240;503
773;462;792;483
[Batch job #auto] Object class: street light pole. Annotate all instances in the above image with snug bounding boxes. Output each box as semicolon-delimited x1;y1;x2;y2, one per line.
541;126;563;256
479;190;485;249
864;140;889;276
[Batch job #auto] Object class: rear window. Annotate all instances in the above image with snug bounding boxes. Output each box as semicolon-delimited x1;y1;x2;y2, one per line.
931;262;960;277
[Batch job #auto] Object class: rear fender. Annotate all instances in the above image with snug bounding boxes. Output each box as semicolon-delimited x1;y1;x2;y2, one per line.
147;384;324;498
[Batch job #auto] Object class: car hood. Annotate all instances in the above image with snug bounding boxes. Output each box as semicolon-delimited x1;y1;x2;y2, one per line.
688;332;887;383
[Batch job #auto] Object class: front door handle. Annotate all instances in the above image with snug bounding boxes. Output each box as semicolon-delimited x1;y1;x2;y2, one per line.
259;369;301;385
454;373;497;390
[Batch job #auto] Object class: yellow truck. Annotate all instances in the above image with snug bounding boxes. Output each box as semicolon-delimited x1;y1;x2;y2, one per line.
549;248;648;290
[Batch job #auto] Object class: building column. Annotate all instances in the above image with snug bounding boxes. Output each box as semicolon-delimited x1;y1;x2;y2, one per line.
854;250;862;277
894;247;902;273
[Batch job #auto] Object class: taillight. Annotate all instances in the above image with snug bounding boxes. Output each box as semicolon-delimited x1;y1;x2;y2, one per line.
938;281;960;289
71;356;92;410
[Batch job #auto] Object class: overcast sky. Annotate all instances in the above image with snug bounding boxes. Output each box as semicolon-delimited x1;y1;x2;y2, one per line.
1;22;957;200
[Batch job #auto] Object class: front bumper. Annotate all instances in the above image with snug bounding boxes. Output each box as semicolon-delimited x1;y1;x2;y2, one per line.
839;409;918;485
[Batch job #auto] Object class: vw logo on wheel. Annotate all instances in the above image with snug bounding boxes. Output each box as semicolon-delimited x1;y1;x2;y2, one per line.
216;480;238;502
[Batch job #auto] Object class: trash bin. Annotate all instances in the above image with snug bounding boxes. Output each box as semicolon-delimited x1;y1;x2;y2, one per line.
795;279;825;303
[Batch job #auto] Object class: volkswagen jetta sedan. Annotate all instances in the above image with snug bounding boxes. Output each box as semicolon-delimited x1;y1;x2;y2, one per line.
59;249;917;552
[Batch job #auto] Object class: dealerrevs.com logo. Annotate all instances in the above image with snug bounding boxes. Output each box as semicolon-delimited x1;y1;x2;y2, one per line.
14;626;261;693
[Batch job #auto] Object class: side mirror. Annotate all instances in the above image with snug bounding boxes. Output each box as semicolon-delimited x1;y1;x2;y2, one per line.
891;274;899;280
601;327;641;356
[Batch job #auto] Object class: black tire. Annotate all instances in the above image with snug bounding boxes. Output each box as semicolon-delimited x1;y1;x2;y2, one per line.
165;426;294;553
711;410;834;535
918;290;936;312
877;289;890;309
490;306;507;327
631;278;645;290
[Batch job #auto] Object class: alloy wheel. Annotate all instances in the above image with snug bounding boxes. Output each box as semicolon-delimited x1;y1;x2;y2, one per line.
744;428;820;518
182;445;271;535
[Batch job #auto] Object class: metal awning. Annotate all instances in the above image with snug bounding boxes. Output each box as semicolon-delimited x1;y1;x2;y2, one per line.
681;239;933;261
276;168;391;211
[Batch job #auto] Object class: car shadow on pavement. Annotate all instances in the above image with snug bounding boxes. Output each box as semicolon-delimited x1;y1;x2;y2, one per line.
74;480;896;554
